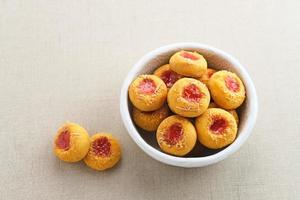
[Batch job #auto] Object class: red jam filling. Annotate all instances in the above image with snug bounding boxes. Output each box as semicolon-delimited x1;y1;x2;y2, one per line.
56;130;70;150
225;76;239;92
210;118;228;134
92;137;111;157
160;70;180;88
182;84;203;102
138;78;156;94
180;51;199;60
164;123;183;145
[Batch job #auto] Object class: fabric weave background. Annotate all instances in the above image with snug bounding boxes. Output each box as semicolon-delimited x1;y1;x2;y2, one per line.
0;0;299;199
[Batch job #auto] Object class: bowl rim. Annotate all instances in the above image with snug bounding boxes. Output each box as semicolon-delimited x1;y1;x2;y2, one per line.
120;42;258;167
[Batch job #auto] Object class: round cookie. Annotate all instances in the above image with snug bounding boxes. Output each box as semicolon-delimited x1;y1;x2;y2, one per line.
208;102;239;125
132;104;170;132
153;64;183;88
195;108;237;149
169;50;207;77
156;115;197;156
208;70;246;109
53;122;90;162
167;78;210;117
198;68;216;85
129;75;168;111
129;75;167;111
84;133;121;171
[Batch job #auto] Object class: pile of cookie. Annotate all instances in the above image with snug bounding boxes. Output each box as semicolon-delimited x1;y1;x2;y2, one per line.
129;50;245;156
53;122;121;171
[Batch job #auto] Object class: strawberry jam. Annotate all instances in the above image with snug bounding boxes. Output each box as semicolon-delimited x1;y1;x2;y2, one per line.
180;52;199;60
56;130;70;150
138;79;156;94
160;70;180;88
92;137;111;157
164;123;183;145
182;84;202;102
225;76;239;92
210;118;227;134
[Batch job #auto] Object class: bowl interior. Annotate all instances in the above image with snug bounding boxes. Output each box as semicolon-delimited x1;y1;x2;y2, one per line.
126;45;250;158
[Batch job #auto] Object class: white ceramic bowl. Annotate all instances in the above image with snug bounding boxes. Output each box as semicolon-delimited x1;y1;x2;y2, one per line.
120;43;258;168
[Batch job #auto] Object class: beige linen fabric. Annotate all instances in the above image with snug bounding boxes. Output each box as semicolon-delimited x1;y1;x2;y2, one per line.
0;0;299;199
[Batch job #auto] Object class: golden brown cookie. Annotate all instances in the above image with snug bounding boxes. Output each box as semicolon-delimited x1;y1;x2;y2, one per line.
129;75;167;111
167;78;210;117
53;122;90;162
169;50;207;77
132;104;170;132
208;70;246;109
153;64;183;89
195;108;237;149
84;133;121;171
156;115;197;156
